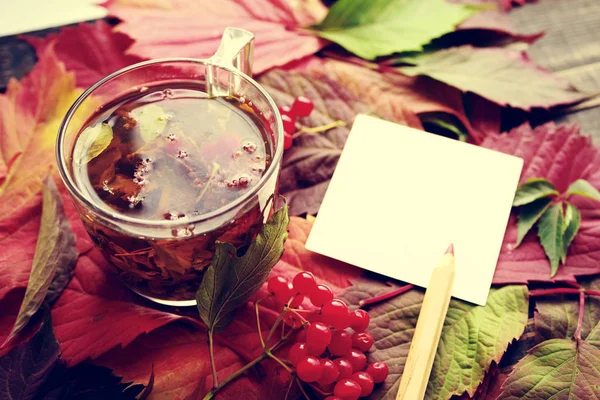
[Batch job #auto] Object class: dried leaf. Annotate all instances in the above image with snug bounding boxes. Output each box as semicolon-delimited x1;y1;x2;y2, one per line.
104;0;327;73
513;178;559;207
498;339;600;399
73;123;114;165
313;0;476;59
338;282;529;399
196;206;289;332
3;178;77;346
399;46;587;110
482;122;600;284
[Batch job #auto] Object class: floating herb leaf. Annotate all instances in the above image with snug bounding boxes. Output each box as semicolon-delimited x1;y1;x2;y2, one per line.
73;123;113;165
3;177;77;346
196;205;289;332
132;103;169;142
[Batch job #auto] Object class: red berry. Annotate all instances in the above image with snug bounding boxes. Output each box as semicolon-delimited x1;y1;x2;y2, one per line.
309;284;334;307
328;330;352;356
287;342;308;366
296;356;323;382
322;300;350;329
306;322;332;356
283;132;293;151
351;372;374;397
296;328;307;343
350;309;370;332
292;272;317;294
317;358;339;385
289;294;304;308
366;362;389;383
334;379;361;400
324;397;342;400
267;276;288;295
292;96;314;117
347;349;367;372
332;358;353;380
283;312;303;328
351;332;374;352
278;105;295;118
306;311;326;324
281;114;296;135
274;282;294;305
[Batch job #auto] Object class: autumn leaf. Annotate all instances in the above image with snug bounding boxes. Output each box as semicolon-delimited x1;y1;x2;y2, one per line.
258;60;424;215
51;251;201;366
3;178;77;347
196;206;289;332
338;282;529;399
498;339;600;399
312;0;476;59
483;122;600;284
0;43;91;220
104;0;327;74
24;20;144;89
399;46;587;110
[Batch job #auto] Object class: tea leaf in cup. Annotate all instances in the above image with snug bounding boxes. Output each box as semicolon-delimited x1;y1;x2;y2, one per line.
73;123;113;165
132;103;169;143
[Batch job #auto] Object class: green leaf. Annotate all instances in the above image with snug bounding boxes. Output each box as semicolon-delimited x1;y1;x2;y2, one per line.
338;282;529;399
132;103;169;142
516;197;552;247
196;205;289;332
537;203;564;277
73;123;113;165
588;321;600;349
312;0;476;60
498;339;600;399
513;178;559;207
426;286;529;399
3;177;77;346
398;46;587;110
561;202;581;264
566;178;600;201
422;116;468;142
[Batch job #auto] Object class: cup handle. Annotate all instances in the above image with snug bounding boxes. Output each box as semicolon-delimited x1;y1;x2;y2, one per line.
206;27;254;97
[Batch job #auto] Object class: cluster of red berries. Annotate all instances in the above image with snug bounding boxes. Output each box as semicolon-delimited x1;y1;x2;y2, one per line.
278;96;314;151
267;272;389;400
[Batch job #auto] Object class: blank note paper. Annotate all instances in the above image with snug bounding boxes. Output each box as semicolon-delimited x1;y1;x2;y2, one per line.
305;115;523;305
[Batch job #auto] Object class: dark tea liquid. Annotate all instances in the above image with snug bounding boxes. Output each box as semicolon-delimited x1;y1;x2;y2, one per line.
71;84;274;302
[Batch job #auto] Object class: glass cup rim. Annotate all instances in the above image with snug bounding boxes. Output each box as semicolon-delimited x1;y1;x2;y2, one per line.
56;57;284;229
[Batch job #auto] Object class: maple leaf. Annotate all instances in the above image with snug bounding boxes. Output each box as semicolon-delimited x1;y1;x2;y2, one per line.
497;338;600;399
104;0;327;74
24;20;143;89
338;281;529;399
312;0;476;59
482;122;600;284
50;250;202;366
258;60;425;216
399;45;588;110
0;43;93;220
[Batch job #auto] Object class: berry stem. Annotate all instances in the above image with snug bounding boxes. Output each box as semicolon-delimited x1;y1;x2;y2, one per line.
294;120;346;138
574;291;586;341
295;377;312;400
264;306;287;347
255;300;266;349
208;330;219;387
283;377;295;400
265;348;294;373
359;284;415;307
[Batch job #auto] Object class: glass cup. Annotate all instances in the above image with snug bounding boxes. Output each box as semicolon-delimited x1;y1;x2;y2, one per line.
57;28;284;306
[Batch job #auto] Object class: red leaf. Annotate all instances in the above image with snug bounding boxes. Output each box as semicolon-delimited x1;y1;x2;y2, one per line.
23;21;143;89
104;0;328;74
468;94;502;142
51;250;201;366
483;122;600;284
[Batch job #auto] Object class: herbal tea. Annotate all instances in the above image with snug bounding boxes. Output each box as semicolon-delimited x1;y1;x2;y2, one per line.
71;84;274;302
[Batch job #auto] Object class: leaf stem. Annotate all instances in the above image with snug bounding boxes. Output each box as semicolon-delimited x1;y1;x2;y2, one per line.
359;284;415;307
208;330;219;387
255;300;266;349
203;352;267;400
296;378;311;400
574;291;586;341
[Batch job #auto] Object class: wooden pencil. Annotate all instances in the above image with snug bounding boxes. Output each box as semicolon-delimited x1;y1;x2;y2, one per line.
396;243;456;400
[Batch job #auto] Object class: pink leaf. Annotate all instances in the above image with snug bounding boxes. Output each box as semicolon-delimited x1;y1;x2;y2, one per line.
483;122;600;284
104;0;328;74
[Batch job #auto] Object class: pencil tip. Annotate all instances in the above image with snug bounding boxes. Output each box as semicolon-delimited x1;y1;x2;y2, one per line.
445;243;454;255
